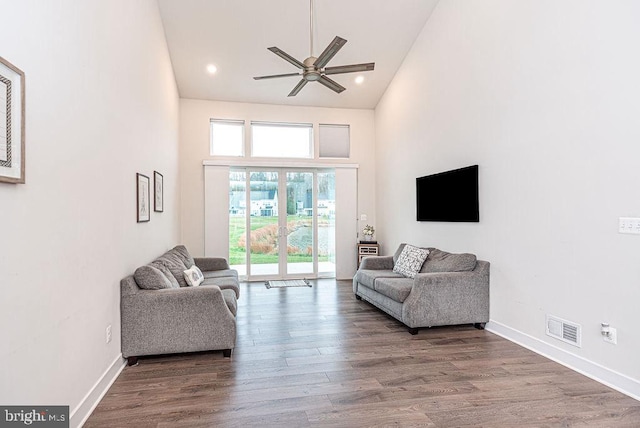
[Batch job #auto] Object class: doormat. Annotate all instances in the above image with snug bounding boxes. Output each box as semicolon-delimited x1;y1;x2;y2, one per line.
265;279;312;289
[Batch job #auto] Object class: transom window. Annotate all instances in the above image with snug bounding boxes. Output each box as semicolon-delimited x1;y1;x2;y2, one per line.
210;119;244;157
251;121;313;159
319;124;350;158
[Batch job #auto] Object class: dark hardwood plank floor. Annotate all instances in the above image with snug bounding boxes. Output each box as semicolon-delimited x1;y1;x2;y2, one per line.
86;279;640;427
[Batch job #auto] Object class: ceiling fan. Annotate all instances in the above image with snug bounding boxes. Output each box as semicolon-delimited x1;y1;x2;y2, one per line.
253;0;375;97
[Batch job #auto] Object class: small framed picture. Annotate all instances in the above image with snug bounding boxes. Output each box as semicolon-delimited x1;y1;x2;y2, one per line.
0;56;26;184
154;171;163;212
136;173;150;223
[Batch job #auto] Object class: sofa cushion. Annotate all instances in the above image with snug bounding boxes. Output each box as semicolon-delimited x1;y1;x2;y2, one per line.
134;265;174;290
172;245;195;269
393;244;407;264
155;252;189;287
393;245;430;278
374;277;414;303
156;250;187;269
148;261;180;288
421;248;477;273
355;269;404;290
183;265;204;287
202;269;239;280
202;277;240;298
221;289;238;316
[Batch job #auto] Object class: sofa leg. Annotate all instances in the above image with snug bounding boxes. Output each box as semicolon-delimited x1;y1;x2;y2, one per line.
127;356;139;366
222;349;232;358
355;294;362;300
474;323;486;330
408;327;419;335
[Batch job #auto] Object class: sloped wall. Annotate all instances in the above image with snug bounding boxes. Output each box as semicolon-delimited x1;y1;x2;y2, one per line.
375;0;640;394
0;1;180;425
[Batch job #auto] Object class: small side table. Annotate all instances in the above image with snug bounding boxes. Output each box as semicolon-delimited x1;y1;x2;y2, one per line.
357;243;380;268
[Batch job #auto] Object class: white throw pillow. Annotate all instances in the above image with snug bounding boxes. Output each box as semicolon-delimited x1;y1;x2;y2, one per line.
393;245;430;278
183;265;204;287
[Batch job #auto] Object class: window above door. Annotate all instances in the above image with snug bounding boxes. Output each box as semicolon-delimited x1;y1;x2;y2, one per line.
210;119;244;157
251;121;313;159
209;118;351;161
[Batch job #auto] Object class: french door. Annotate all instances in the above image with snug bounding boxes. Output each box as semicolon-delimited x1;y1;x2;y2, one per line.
229;168;335;281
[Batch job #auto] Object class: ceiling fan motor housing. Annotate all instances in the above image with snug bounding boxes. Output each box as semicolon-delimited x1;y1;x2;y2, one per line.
303;57;321;81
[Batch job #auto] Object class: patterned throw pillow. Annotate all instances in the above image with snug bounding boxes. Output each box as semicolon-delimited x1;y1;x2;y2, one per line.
393;245;430;278
183;265;204;287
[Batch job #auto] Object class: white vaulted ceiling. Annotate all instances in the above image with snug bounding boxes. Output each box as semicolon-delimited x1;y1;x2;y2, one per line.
157;0;439;109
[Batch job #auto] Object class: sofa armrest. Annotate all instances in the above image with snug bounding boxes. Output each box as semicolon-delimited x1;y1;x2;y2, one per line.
121;285;236;358
359;255;394;270
402;271;489;328
194;257;230;271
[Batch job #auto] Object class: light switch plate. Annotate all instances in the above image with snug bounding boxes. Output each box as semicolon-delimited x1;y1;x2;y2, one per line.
619;217;640;234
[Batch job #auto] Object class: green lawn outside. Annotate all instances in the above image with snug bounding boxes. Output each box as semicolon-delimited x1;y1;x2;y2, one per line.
229;215;330;265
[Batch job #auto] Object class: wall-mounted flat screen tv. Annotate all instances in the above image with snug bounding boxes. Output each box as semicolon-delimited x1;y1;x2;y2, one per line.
416;165;479;222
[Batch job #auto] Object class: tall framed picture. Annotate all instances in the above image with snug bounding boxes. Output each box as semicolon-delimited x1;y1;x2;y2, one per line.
154;171;163;212
136;173;150;223
0;56;25;184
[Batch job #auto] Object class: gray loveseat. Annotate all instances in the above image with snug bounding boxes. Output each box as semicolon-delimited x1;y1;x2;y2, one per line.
353;243;489;334
121;245;239;365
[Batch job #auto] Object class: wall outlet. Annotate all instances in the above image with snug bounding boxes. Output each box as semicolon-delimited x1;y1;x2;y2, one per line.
106;324;112;344
603;327;617;345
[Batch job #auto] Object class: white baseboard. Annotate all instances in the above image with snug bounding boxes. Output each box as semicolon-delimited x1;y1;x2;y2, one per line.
486;321;640;401
71;354;126;428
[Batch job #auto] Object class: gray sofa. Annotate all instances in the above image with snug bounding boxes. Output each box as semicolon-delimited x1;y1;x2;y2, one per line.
121;245;239;365
353;243;490;334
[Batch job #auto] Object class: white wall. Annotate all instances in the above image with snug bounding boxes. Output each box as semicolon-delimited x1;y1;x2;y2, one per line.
180;99;376;277
376;0;640;394
0;1;180;425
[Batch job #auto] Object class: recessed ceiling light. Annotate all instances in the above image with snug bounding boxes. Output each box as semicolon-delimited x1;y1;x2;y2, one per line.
206;64;218;74
355;75;365;85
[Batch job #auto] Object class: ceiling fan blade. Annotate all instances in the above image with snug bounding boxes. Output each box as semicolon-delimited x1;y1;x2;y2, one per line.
313;36;347;69
268;47;305;69
324;62;375;75
253;72;302;80
288;79;308;97
317;75;346;94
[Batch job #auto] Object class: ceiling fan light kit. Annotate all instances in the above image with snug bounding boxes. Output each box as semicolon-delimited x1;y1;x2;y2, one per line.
254;0;375;97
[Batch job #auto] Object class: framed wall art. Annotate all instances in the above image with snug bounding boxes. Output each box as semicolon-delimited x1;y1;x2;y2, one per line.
136;173;150;223
154;171;163;212
0;56;25;184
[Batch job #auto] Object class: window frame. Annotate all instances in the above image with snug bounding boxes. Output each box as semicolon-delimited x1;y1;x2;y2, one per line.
250;121;314;159
319;123;350;159
210;119;245;157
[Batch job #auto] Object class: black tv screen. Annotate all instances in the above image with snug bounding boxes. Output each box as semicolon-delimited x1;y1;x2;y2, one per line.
416;165;479;222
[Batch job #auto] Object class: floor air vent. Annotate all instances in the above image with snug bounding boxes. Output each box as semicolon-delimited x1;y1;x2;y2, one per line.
546;315;581;347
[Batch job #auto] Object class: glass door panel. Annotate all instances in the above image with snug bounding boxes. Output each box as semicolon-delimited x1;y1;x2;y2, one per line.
229;170;247;276
285;172;314;276
229;168;336;280
248;171;279;276
317;172;336;276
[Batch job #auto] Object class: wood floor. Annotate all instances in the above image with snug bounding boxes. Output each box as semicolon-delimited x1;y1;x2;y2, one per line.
86;279;640;427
